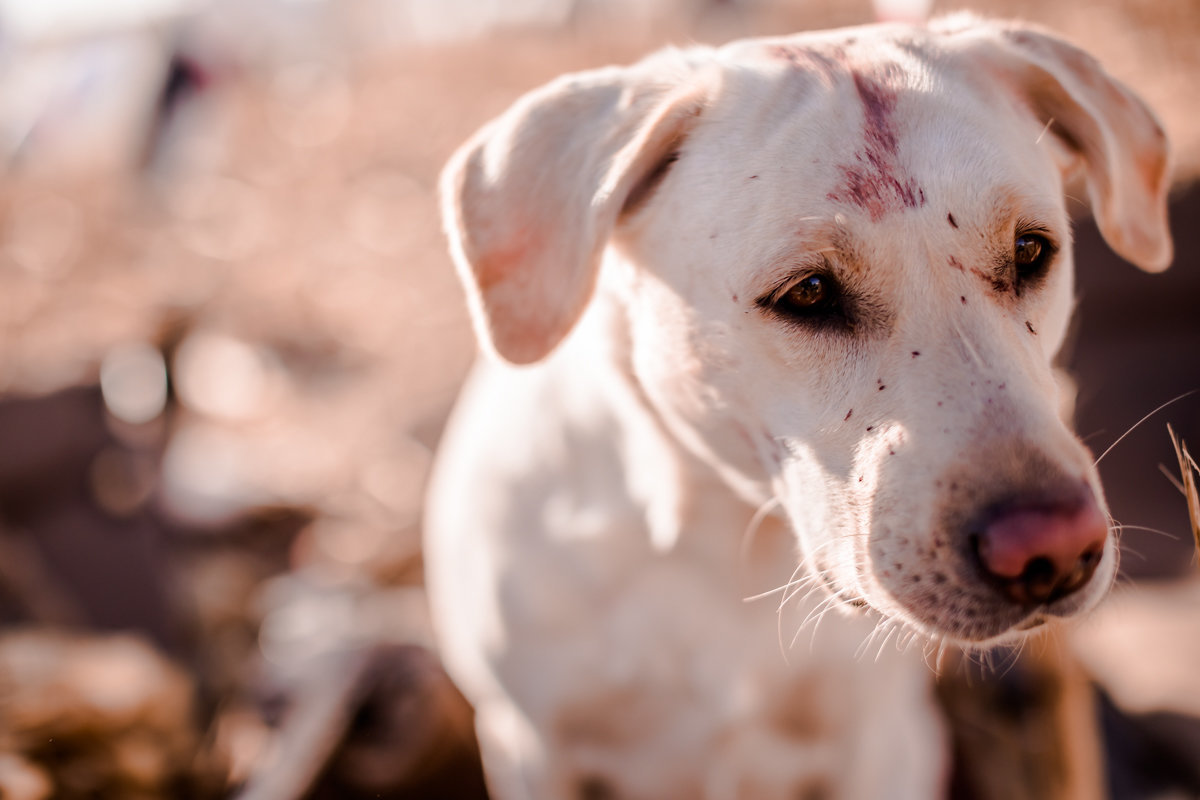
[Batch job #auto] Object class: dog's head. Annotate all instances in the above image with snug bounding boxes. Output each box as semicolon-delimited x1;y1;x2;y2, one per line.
440;17;1172;644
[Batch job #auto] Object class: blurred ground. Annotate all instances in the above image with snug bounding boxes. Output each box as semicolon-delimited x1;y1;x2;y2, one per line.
0;1;1197;798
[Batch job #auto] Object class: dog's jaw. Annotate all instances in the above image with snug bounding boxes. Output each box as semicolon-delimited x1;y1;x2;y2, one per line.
768;408;1121;645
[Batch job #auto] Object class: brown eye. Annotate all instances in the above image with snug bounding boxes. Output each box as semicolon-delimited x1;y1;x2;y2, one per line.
1013;233;1053;280
785;275;828;309
757;271;849;331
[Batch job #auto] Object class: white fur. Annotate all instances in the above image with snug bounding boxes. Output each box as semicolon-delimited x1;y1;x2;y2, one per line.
426;16;1172;800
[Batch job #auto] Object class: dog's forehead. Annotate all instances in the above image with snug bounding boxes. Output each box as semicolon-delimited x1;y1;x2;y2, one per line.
666;27;1063;271
706;27;1038;195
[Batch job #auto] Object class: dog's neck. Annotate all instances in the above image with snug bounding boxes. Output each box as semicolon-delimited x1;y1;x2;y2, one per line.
558;278;791;575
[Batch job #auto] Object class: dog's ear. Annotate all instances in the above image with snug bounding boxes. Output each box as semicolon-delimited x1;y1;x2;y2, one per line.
941;19;1172;272
440;59;710;364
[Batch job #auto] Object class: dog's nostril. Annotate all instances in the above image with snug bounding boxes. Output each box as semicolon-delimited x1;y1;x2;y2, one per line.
973;497;1107;608
1058;546;1103;595
1019;556;1057;600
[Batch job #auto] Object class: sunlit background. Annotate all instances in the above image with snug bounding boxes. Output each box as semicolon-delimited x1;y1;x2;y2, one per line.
0;0;1197;798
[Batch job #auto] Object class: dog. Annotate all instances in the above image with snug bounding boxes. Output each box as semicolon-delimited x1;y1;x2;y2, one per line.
425;15;1172;800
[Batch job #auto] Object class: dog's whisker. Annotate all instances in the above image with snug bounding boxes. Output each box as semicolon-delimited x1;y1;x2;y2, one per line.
770;537;848;610
950;317;987;369
1120;543;1148;562
795;592;840;635
784;577;843;653
921;633;939;669
1034;115;1056;145
739;495;782;563
745;560;806;604
1112;523;1179;540
773;571;816;663
935;638;951;676
1093;389;1199;466
854;618;887;662
746;577;810;605
775;568;819;665
793;591;850;651
922;635;938;672
776;608;791;668
1062;191;1089;211
771;546;855;661
874;622;900;663
994;643;1022;680
863;621;889;662
1014;638;1030;675
777;570;819;613
796;604;839;651
961;651;983;685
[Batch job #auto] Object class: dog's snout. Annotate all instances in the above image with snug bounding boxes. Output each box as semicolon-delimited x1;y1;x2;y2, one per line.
972;496;1108;608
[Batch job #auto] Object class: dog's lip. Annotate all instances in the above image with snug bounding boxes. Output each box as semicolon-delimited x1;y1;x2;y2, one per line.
941;592;1097;642
1015;614;1047;631
888;586;1077;643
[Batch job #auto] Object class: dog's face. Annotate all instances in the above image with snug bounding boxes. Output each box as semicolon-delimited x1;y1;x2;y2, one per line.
441;18;1172;644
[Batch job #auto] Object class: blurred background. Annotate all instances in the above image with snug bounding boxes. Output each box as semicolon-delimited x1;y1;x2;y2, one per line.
0;0;1197;798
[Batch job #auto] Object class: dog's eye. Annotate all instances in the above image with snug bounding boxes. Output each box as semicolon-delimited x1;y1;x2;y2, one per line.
784;275;829;310
758;272;849;330
1013;232;1054;281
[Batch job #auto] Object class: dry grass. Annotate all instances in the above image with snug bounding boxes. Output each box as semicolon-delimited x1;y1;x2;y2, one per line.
1165;424;1200;558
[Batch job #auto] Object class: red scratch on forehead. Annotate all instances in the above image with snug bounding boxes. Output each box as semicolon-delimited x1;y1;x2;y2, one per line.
764;41;927;221
765;43;848;85
853;71;899;155
826;67;926;221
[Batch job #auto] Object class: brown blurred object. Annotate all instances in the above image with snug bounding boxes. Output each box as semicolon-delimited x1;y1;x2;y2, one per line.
938;631;1107;800
0;630;204;799
236;643;486;800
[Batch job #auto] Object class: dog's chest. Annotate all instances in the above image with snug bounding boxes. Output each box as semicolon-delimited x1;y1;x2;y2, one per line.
497;519;943;800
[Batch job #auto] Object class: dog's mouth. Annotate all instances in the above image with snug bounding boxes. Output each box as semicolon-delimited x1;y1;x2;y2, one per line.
803;538;1110;646
870;560;1109;646
869;593;1072;647
797;547;1098;650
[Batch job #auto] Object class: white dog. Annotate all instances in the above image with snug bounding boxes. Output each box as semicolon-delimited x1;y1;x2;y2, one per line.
425;15;1172;800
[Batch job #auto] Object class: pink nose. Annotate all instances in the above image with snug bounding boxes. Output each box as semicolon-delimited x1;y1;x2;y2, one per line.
974;498;1108;607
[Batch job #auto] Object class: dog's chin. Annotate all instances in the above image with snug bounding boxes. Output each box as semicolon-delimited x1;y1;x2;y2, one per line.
910;611;1050;649
878;590;1110;650
826;571;1108;650
801;557;1108;652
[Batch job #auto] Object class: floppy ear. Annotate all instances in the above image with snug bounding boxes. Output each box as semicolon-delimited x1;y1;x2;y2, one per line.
939;18;1173;272
440;58;710;365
